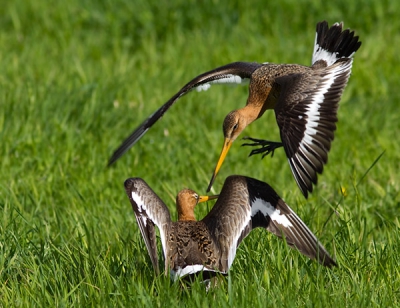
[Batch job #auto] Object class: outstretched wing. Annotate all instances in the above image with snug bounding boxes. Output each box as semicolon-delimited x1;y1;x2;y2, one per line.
274;58;353;198
202;176;252;273
272;21;361;198
109;62;262;165
245;176;336;267
202;175;336;271
124;178;172;275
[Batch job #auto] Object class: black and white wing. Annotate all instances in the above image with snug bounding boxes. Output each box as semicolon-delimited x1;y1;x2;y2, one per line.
245;176;336;267
274;59;353;198
124;178;172;275
109;62;262;165
274;21;361;198
312;21;361;66
203;175;336;271
202;175;253;273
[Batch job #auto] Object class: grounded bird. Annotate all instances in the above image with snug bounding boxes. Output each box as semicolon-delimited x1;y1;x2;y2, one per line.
124;175;336;284
111;21;361;198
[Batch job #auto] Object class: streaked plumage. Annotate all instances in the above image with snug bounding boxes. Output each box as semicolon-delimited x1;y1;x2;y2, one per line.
112;21;361;198
125;175;336;283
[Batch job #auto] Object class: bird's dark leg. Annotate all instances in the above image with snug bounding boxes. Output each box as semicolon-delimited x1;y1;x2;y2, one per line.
241;137;283;158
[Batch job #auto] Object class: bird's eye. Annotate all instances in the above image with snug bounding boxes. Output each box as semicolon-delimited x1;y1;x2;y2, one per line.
233;123;238;131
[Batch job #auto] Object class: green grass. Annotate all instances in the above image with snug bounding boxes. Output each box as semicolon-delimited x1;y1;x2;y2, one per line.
1;0;399;306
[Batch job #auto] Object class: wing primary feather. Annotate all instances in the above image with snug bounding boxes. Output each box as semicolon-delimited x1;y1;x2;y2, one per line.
124;178;172;274
267;199;336;267
245;176;336;267
108;62;261;165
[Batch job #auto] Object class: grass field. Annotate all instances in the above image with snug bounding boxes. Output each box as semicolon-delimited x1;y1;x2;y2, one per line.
1;0;399;306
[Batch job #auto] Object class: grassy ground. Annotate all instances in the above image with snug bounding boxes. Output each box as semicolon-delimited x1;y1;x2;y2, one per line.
1;0;399;306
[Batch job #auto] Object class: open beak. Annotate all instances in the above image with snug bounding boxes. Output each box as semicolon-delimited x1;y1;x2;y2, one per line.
198;194;219;203
206;138;232;192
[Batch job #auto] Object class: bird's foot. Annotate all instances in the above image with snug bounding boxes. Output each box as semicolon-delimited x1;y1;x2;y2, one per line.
241;137;283;158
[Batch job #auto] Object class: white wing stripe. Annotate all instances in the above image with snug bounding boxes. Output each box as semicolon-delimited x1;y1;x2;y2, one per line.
131;191;168;257
195;74;249;92
312;22;342;66
227;239;238;270
196;83;211;92
252;198;293;228
227;206;251;269
302;133;315;146
312;44;339;66
303;61;351;142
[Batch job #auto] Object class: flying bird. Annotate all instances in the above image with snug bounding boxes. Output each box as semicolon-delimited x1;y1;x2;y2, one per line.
124;175;336;284
112;21;361;198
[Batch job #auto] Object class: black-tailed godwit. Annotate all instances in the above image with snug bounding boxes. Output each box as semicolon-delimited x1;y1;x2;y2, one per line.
124;175;336;283
112;21;361;198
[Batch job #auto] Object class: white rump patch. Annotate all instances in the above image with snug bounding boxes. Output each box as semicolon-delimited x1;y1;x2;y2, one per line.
252;198;293;227
195;74;248;92
312;43;339;66
171;265;218;281
312;23;356;66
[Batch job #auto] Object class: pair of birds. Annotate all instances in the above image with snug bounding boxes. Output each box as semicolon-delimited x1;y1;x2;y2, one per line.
115;21;361;283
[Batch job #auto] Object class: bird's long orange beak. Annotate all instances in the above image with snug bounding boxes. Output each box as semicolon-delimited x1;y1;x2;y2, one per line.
198;194;219;203
206;138;232;192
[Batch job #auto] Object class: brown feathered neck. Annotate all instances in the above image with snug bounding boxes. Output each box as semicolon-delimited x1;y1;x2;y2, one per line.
176;189;199;221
